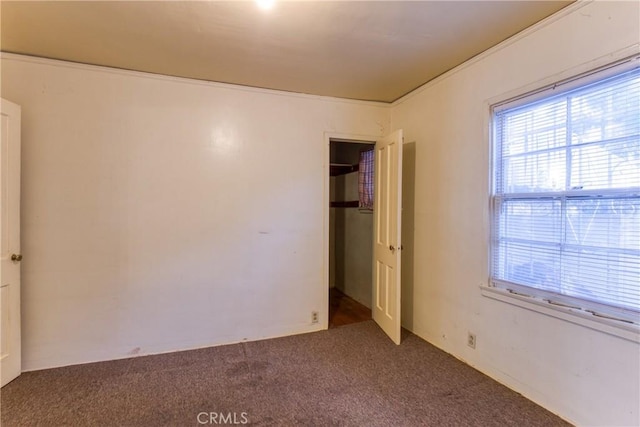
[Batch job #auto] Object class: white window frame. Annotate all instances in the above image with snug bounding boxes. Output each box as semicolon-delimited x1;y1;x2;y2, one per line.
486;55;640;338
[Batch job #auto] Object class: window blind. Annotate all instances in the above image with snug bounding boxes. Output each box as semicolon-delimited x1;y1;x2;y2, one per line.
492;65;640;321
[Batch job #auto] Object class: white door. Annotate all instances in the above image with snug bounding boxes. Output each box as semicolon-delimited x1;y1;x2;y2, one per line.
1;98;21;387
372;129;402;344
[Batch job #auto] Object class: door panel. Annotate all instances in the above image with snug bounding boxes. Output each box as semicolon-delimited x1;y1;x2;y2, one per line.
1;98;21;387
372;130;402;344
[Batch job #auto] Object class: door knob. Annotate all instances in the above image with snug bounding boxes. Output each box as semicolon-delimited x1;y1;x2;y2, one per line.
11;254;22;262
389;245;395;252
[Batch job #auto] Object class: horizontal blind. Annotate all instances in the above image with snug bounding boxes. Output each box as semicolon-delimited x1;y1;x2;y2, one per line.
492;66;640;317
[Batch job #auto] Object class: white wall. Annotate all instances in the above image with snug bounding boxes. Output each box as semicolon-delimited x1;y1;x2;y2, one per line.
393;2;640;426
2;2;639;425
0;54;389;370
332;172;373;308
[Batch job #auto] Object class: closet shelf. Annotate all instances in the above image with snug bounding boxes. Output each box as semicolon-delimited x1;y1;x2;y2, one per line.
330;201;359;208
330;163;359;177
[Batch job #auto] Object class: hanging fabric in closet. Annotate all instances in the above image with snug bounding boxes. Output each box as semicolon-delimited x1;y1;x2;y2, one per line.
358;149;374;210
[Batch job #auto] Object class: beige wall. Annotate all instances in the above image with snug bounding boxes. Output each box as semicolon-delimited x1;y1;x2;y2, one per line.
392;2;640;426
0;54;389;370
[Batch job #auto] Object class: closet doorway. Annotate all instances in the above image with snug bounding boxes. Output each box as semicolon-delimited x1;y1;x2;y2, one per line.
328;139;375;328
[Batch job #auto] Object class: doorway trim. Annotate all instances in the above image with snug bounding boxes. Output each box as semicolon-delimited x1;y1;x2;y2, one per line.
322;131;378;330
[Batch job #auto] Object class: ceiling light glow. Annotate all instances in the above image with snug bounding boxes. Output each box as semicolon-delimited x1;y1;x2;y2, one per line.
256;0;274;10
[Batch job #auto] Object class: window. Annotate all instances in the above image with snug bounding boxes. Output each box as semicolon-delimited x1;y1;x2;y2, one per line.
491;59;640;324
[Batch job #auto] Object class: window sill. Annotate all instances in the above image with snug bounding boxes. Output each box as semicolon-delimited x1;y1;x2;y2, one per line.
480;285;640;343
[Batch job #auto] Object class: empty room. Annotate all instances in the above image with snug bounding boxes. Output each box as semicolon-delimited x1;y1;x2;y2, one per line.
1;1;639;426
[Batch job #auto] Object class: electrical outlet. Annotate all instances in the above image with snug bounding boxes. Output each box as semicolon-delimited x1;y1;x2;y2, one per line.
467;332;476;349
311;311;319;324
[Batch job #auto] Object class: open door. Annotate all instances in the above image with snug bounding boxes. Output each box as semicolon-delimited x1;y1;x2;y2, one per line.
1;98;21;387
372;129;402;344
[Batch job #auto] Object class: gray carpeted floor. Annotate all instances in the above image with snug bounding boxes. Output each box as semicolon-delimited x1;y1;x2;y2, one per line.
1;321;570;426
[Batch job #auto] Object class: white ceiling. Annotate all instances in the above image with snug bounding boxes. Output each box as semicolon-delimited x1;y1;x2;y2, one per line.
0;1;572;102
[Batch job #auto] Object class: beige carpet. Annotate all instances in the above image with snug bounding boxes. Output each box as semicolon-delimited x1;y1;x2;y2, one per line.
0;321;569;426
